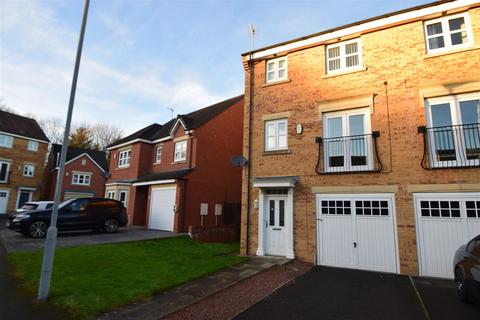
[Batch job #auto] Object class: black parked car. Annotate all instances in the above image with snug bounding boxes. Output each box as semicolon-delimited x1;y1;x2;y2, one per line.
454;234;480;303
6;198;128;238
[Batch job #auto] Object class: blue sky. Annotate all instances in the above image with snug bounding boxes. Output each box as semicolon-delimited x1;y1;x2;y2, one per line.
0;0;431;135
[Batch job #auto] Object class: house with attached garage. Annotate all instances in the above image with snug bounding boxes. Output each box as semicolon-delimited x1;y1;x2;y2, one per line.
42;144;109;201
0;110;49;215
105;95;244;233
240;0;480;279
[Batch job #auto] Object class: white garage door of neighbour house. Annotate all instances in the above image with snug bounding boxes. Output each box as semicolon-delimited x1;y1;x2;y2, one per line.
149;187;176;232
415;193;480;279
316;194;398;273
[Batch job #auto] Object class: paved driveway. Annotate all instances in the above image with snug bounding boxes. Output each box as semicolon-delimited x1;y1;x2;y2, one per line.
235;266;480;320
0;223;183;253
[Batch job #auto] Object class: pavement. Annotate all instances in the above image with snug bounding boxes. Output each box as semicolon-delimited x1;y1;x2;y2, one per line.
0;224;184;253
98;256;291;320
235;266;480;320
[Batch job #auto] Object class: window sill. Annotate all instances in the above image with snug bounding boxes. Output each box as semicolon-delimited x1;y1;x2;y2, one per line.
323;67;367;79
116;166;130;170
153;162;162;166
172;160;187;164
263;79;291;87
423;45;480;59
263;149;291;156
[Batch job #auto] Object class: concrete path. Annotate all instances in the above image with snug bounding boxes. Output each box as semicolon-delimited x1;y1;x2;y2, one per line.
99;256;290;320
0;225;184;253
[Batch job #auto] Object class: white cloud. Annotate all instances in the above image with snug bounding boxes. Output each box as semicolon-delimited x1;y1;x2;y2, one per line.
0;0;224;135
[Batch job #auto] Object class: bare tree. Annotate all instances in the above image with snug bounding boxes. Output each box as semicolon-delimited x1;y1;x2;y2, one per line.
90;122;124;151
36;117;64;144
0;99;17;114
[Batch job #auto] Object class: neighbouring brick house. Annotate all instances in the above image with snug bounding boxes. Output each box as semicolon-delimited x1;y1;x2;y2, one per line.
240;0;480;279
0;110;49;214
105;95;244;233
43;144;108;200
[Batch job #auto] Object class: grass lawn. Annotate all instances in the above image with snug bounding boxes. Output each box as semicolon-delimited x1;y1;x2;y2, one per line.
8;236;247;319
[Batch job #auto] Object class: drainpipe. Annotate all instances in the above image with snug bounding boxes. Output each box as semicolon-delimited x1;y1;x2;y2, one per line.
245;53;255;255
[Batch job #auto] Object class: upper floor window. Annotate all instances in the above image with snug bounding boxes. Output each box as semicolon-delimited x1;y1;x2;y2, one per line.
265;118;288;151
326;39;362;74
266;57;287;83
72;173;91;186
118;149;131;168
27;140;39;151
155;144;163;163
174;140;187;162
23;164;35;177
424;92;480;168
424;13;473;53
0;134;13;148
0;160;10;183
323;108;372;172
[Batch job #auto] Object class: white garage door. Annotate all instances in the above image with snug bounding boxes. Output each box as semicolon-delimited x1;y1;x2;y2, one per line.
415;193;480;279
149;187;176;231
316;194;398;273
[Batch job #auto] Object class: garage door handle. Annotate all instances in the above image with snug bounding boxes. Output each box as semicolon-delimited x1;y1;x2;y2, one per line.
353;242;357;248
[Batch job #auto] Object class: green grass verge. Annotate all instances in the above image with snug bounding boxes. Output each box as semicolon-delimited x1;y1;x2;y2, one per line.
8;236;247;319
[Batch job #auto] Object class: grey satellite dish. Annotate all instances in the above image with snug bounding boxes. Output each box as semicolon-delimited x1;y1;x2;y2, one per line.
230;155;248;167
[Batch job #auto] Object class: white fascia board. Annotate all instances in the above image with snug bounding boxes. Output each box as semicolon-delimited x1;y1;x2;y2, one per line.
106;139;151;151
169;118;188;136
0;131;49;144
132;179;176;187
151;136;172;144
62;153;106;173
105;182;132;186
248;0;480;60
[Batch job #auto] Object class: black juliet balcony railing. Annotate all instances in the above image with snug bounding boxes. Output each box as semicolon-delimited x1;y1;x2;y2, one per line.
418;123;480;169
315;131;382;174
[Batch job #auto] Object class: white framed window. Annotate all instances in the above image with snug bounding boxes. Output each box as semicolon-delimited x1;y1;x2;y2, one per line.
118;149;131;167
119;190;127;207
106;190;115;199
326;38;362;74
174;140;187;162
265;118;288;151
425;92;480;168
27;140;39;151
266;57;288;83
0;160;11;183
424;13;473;53
23;164;35;177
155;144;163;163
0;134;13;148
72;173;92;186
323;108;372;172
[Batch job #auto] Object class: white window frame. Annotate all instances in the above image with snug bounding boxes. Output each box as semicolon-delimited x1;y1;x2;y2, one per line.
23;164;35;177
0;160;11;183
174;140;187;162
155;144;163;163
265;57;288;83
264;118;288;151
322;108;372;172
27;140;39;151
118;149;131;168
425;92;480;168
119;190;128;207
0;134;13;148
424;13;473;54
326;38;362;74
106;190;116;199
72;173;92;186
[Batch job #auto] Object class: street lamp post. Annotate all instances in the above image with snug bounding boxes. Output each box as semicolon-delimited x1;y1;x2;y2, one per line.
37;0;90;301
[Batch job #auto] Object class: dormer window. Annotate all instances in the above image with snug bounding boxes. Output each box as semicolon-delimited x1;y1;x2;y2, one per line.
118;149;131;168
424;13;473;53
326;39;362;74
266;57;288;83
174;140;187;162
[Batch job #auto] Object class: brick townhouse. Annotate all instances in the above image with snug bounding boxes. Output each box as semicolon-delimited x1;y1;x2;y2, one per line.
105;95;244;233
0;110;49;214
240;0;480;279
43;144;108;201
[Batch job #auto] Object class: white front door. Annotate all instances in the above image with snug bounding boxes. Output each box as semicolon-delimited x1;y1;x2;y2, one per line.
415;193;480;279
316;194;398;273
149;187;176;231
265;195;288;256
0;189;9;214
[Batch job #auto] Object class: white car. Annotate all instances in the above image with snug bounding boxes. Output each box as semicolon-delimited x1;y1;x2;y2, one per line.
15;201;54;213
